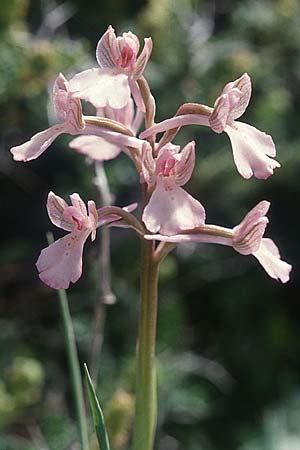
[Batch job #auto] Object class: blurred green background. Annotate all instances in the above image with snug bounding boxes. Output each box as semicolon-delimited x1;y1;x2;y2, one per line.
0;0;299;449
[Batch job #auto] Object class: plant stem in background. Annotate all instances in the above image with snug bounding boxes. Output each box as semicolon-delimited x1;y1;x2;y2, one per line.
90;162;116;383
47;233;90;450
132;239;159;450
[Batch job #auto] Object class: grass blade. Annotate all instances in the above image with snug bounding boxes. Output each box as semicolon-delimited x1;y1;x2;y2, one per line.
84;363;110;450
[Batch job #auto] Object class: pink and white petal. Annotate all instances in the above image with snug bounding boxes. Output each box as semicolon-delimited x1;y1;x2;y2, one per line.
69;193;87;217
69;135;121;161
226;73;252;121
175;141;196;186
47;191;74;231
122;32;140;54
209;94;231;133
253;238;292;283
10;124;65;162
52;73;69;122
36;231;90;289
68;68;130;109
142;181;206;236
225;121;280;179
134;37;153;79
233;201;270;254
96;25;117;69
96;100;135;131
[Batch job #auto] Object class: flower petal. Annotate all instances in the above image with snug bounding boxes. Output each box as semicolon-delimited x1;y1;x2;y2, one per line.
225;73;252;121
225;121;280;179
47;191;74;231
10;124;65;162
253;238;292;283
69;135;121;161
52;73;69;122
36;230;90;289
70;193;88;216
133;37;153;79
96;98;135;130
96;25;117;69
174;141;196;186
68;68;130;109
209;94;231;133
233;201;270;255
142;180;206;235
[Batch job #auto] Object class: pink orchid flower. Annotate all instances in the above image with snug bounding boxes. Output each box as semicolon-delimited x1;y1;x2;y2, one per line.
69;99;143;161
36;191;98;290
10;74;145;162
68;25;152;110
140;74;280;180
209;73;280;179
145;201;291;283
142;141;206;236
36;192;138;289
11;73;84;162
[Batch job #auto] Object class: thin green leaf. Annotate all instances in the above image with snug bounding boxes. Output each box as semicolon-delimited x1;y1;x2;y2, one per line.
84;363;110;450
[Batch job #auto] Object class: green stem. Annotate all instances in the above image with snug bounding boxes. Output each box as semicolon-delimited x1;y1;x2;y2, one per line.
132;239;159;450
47;233;90;450
58;291;90;450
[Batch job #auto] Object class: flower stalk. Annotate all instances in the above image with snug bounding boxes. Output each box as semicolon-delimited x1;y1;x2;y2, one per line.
46;232;89;450
132;238;159;450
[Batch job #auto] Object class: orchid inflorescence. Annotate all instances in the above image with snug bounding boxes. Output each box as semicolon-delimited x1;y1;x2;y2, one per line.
11;25;292;289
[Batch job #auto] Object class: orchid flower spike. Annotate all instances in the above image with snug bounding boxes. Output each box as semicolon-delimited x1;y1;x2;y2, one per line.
11;73;84;162
69;99;143;161
68;25;152;110
145;201;292;283
209;73;281;179
142;142;206;236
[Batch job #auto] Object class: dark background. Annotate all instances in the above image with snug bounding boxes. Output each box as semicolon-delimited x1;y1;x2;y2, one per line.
0;0;299;449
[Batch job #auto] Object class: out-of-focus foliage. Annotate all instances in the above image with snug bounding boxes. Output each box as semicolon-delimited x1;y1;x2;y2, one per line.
0;0;299;449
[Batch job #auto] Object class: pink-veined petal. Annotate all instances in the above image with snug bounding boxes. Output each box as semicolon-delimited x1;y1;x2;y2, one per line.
70;193;87;217
225;73;252;121
253;238;292;283
47;191;74;231
133;37;153;79
96;25;117;69
233;201;270;255
10;124;65;162
36;230;90;289
174;141;196;186
142;180;206;235
68;68;130;109
97;98;135;130
52;73;69;122
209;94;231;133
225;121;280;179
69;135;121;161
